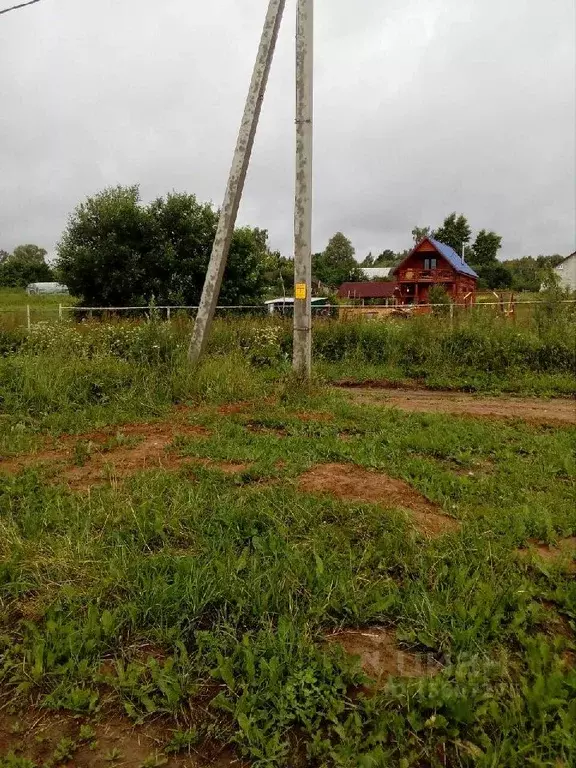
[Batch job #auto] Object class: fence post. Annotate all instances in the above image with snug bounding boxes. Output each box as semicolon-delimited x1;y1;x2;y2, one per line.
450;302;454;329
167;307;171;322
26;304;31;331
58;303;63;321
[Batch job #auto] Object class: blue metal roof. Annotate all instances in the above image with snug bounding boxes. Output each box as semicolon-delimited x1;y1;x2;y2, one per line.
428;238;479;278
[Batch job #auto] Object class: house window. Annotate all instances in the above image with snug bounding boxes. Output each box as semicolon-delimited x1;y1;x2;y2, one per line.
424;258;437;270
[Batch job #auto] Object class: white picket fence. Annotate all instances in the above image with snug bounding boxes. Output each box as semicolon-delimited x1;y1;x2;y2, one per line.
1;299;575;330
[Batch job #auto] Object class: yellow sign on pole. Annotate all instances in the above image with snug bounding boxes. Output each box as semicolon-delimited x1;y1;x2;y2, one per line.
295;283;307;300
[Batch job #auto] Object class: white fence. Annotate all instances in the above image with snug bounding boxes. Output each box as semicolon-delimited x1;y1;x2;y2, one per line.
0;299;575;330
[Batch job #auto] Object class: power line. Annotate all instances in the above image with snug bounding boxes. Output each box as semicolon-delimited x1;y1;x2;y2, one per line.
0;0;42;16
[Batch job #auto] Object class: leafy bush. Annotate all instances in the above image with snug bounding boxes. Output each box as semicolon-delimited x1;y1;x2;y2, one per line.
242;326;287;367
312;315;576;377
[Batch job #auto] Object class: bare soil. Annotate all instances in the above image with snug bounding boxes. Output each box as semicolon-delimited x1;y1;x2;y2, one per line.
0;420;249;490
325;628;440;687
339;387;576;426
217;402;250;415
517;537;576;573
538;600;574;639
0;708;240;767
298;462;460;537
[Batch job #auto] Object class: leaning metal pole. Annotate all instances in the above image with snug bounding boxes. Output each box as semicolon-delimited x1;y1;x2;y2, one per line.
293;0;314;378
188;0;286;364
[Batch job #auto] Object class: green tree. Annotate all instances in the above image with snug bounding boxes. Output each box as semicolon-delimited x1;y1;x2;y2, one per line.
312;232;362;288
262;251;294;297
361;252;375;267
503;255;564;293
57;186;267;306
433;213;471;253
465;229;507;289
0;249;9;264
535;272;572;330
503;257;541;292
373;249;398;267
536;254;564;269
12;244;48;265
478;263;513;290
0;244;53;287
411;225;431;243
428;284;451;314
503;257;540;292
470;230;502;267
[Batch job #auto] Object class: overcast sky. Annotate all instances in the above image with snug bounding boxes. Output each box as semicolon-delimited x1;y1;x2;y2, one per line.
1;0;574;261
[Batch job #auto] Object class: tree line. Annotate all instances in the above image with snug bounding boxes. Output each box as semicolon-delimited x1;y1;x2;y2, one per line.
0;189;566;302
0;245;54;287
408;213;563;290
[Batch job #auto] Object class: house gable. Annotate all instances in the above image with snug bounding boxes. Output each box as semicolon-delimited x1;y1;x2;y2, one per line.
393;238;478;279
415;240;436;253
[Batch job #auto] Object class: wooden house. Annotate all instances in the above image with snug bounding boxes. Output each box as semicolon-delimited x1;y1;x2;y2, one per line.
392;237;478;305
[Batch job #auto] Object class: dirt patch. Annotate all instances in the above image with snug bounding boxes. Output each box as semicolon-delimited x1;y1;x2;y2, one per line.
537;600;574;639
299;463;459;537
325;628;440;687
518;538;576;573
217;402;250;416
340;387;576;426
0;420;221;490
0;708;240;768
335;379;427;391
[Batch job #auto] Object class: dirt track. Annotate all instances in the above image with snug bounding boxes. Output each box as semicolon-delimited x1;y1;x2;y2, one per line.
339;387;576;425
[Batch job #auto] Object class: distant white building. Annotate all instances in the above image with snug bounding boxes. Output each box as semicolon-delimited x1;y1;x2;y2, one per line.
26;282;69;295
265;297;329;314
361;267;392;280
554;252;576;292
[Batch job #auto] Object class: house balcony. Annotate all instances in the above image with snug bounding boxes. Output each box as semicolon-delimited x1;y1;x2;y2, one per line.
397;269;454;283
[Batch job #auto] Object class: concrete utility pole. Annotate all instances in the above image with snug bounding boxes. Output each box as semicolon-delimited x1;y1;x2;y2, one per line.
188;0;286;364
293;0;314;378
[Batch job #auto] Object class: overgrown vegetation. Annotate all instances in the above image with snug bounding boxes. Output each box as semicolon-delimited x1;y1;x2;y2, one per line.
1;302;573;395
0;345;574;766
0;306;574;766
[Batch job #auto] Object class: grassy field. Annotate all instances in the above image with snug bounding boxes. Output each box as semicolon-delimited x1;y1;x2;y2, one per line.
0;288;75;310
0;316;575;767
0;289;75;329
1;301;575;394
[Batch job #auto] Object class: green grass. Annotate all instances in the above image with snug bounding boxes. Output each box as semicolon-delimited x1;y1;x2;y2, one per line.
0;348;575;766
0;289;75;330
2;308;575;395
0;288;75;310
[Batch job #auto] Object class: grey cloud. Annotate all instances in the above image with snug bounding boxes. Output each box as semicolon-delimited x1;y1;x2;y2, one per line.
0;0;574;263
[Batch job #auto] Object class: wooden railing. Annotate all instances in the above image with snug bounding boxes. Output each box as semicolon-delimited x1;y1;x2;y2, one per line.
397;269;454;282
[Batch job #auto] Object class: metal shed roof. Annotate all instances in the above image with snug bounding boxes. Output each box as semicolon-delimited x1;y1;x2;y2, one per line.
337;281;398;299
265;297;328;305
